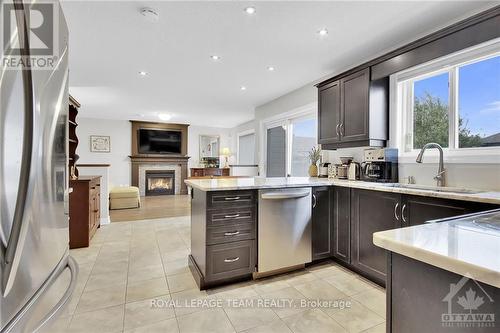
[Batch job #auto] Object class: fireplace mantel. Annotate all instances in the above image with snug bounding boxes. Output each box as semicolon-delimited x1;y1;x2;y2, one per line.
129;155;190;195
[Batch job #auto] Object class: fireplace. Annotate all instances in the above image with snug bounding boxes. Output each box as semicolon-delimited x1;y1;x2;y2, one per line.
145;170;175;196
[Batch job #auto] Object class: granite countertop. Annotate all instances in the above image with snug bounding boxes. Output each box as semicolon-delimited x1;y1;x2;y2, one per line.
374;209;500;288
184;177;500;205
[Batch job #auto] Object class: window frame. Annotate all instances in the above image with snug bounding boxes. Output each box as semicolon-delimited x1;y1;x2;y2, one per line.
391;38;500;164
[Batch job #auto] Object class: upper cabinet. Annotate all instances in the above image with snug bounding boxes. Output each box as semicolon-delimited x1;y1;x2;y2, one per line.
340;69;370;142
318;81;341;145
317;68;388;149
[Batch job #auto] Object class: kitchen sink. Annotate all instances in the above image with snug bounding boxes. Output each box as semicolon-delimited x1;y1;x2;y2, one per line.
384;183;482;194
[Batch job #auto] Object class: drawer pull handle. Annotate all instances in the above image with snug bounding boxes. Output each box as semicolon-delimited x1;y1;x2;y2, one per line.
224;231;240;236
224;214;240;219
224;257;240;263
224;196;241;201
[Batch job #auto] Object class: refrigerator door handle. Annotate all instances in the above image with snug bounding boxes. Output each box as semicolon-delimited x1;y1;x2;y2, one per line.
2;1;36;296
1;256;78;333
32;256;78;333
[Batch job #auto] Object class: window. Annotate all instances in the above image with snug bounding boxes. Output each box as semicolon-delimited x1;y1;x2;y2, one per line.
458;56;500;148
237;132;255;165
397;42;500;154
264;109;317;177
290;117;317;176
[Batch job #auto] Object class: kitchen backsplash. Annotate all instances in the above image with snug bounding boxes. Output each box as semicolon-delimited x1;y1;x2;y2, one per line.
321;148;500;191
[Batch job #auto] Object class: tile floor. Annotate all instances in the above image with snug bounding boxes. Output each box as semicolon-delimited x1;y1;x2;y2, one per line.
56;216;386;333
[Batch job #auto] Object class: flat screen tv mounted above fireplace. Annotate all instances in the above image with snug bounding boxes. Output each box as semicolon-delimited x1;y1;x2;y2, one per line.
138;128;182;154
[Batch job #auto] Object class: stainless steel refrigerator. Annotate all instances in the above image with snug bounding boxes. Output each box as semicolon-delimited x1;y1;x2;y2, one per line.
0;0;77;332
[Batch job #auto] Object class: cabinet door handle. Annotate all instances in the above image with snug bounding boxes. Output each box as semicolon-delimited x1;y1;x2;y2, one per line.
224;257;240;263
336;124;340;137
224;214;240;219
224;231;240;236
394;202;400;221
340;123;344;136
401;204;407;225
312;194;317;208
224;196;241;201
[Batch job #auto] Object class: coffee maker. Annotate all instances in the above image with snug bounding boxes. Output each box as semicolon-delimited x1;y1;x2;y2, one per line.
361;148;398;182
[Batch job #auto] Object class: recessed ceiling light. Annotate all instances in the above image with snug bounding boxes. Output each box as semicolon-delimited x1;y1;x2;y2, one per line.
158;113;171;121
240;86;247;91
138;71;148;76
210;55;220;61
140;7;159;23
267;66;275;71
244;7;256;15
317;28;328;37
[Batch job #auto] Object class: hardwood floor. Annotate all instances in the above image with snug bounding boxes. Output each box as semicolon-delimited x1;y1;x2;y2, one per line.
110;195;190;222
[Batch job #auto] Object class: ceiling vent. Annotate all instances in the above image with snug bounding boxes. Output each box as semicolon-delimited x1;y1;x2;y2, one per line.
140;7;159;23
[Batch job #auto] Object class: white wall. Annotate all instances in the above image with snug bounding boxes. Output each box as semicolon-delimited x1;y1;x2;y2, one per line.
76;119;235;186
188;125;235;168
76;117;131;187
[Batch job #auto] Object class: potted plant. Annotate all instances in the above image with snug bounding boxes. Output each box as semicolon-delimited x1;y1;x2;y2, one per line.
308;146;321;177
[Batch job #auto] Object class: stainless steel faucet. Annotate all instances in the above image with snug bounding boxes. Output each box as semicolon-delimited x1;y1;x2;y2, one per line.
416;143;446;187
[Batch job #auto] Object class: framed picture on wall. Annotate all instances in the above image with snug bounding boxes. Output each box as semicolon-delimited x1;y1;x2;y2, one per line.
90;135;110;152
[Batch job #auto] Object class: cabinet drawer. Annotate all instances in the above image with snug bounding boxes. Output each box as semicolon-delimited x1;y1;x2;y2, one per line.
207;223;255;245
207;207;255;227
206;240;255;281
207;191;255;209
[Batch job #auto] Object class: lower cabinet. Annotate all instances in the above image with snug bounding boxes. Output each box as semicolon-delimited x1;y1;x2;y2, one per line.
189;188;257;289
205;240;256;282
401;195;483;226
69;176;101;249
332;186;351;264
350;189;401;284
312;187;333;261
332;187;488;286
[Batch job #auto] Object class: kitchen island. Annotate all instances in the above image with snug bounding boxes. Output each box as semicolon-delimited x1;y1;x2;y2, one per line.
186;177;500;289
374;210;500;333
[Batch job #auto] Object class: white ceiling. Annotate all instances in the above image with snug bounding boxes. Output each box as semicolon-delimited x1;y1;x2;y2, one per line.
62;1;495;128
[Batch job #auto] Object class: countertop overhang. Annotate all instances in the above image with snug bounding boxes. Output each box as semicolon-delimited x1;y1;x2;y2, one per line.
184;177;500;205
373;210;500;288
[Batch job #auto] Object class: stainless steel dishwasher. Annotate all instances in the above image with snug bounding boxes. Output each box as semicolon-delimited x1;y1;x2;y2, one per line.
257;187;312;275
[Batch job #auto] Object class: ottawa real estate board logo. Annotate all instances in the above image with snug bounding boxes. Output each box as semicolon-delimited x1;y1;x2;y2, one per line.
1;1;59;70
442;276;495;329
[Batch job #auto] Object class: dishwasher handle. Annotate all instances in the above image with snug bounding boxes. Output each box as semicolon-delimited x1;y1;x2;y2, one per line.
261;190;310;200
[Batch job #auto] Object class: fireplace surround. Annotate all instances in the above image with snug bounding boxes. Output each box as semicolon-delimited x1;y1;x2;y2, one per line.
129;121;190;195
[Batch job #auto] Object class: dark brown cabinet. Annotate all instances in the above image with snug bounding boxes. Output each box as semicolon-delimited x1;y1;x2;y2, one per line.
69;176;101;249
340;69;370;142
318;81;341;145
317;68;388;149
190;168;230;177
388;253;500;333
400;195;468;226
332;186;351;264
312;187;333;261
189;189;257;289
351;189;401;284
345;188;492;285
